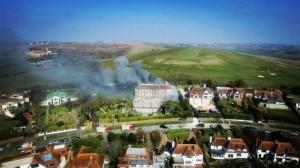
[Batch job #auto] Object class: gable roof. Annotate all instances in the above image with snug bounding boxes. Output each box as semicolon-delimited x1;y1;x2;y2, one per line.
275;142;295;155
226;138;249;152
172;144;203;156
258;141;275;151
211;138;227;147
189;87;212;96
70;146;104;168
233;87;246;94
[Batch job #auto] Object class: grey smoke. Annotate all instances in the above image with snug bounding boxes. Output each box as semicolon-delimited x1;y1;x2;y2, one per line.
35;55;178;100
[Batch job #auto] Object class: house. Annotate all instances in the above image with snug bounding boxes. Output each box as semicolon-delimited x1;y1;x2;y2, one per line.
7;91;31;103
189;84;213;111
172;142;204;167
0;98;21;117
117;148;153;168
217;87;245;100
257;141;275;159
69;146;104;168
256;141;299;163
40;91;78;106
210;137;249;159
0;144;68;168
133;82;172;115
254;89;283;104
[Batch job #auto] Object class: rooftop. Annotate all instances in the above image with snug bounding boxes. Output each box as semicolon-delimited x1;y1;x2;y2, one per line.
126;148;146;155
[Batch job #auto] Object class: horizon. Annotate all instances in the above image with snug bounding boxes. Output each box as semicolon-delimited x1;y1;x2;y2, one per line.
1;0;300;45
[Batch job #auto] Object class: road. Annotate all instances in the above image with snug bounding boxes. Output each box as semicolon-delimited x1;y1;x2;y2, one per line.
0;118;298;160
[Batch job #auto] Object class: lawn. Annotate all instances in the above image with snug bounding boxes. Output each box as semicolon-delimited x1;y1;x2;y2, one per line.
101;47;300;87
267;108;300;124
166;129;189;140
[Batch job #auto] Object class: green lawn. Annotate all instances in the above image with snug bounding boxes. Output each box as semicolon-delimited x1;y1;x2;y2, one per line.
166;129;189;140
102;47;300;87
268;108;300;124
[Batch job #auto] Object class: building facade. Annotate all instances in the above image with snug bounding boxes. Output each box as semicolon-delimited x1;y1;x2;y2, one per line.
133;83;172;115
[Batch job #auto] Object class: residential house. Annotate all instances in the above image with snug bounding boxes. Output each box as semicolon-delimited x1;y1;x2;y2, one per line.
117;148;153;168
7;91;31;103
172;142;204;167
189;84;213;111
69;146;104;168
0;98;21;117
217;87;245;100
210;137;249;159
133;82;172;115
40;91;78;106
254;89;284;104
257;141;275;159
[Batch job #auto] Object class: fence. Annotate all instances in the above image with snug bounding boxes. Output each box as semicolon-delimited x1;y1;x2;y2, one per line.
38;126;85;136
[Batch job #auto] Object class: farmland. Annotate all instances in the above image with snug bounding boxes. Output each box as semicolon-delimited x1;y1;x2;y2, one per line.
108;47;300;87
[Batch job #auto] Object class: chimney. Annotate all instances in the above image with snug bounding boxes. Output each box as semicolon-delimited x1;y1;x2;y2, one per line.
89;156;94;167
227;137;231;141
203;84;206;88
209;136;212;144
172;141;175;148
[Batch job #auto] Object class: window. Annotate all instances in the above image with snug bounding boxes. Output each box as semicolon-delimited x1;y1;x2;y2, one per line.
237;153;241;157
185;161;192;164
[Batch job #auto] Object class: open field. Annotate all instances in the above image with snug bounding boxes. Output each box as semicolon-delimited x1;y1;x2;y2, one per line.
268;108;300;124
102;47;300;87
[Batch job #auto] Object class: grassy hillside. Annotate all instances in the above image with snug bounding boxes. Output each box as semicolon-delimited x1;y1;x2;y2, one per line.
104;47;300;87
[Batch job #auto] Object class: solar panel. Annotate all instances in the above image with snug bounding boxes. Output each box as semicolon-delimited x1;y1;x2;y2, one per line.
131;159;147;165
43;154;52;161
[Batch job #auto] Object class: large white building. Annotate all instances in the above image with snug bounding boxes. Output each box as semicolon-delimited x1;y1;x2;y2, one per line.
133;83;172;115
40;91;78;106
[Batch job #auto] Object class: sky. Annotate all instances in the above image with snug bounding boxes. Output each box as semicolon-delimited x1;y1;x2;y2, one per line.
0;0;300;44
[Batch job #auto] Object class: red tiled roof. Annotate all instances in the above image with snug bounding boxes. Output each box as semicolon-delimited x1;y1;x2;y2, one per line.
218;89;232;95
258;141;274;151
211;138;227;147
69;146;104;168
190;87;212;96
227;138;249;152
275;142;293;155
254;89;283;101
172;144;203;156
194;146;204;155
233;87;246;95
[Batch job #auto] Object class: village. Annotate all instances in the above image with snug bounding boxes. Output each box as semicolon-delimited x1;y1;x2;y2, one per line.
0;80;300;168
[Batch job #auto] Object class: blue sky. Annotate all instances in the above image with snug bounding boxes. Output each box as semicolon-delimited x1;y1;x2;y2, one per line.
1;0;300;44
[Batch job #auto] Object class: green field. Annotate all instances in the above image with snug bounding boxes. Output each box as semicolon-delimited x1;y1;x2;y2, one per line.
103;47;300;87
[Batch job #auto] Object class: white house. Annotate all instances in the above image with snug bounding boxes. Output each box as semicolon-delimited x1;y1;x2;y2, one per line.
189;84;213;111
40;91;78;106
0;98;21;117
257;141;275;159
133;83;172;115
172;144;204;167
217;87;245;100
210;137;249;160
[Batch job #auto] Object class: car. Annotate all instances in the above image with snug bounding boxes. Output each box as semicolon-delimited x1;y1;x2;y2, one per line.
59;138;69;143
0;147;4;152
71;136;81;141
159;125;168;129
196;123;205;127
49;140;58;145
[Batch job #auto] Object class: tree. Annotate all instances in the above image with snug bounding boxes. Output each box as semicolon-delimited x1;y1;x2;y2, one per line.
56;121;64;127
215;124;224;133
150;130;162;153
161;100;182;115
241;96;254;113
291;85;300;95
107;132;118;142
206;79;213;88
127;133;137;144
255;104;267;121
102;139;123;160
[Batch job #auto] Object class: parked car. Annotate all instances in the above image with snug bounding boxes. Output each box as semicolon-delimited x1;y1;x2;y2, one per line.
60;138;69;143
49;140;58;145
71;136;81;141
196;123;205;127
159;124;168;129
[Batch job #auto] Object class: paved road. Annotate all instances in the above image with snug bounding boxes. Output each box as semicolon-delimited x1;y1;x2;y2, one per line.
1;118;299;160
